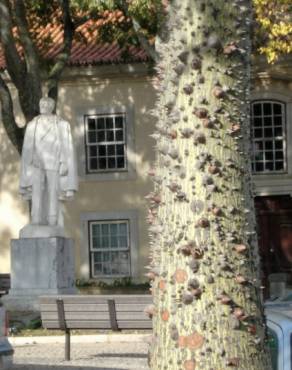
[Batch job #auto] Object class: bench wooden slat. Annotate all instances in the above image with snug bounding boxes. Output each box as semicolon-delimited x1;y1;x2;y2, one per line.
41;312;149;321
43;320;152;329
42;312;110;320
40;295;152;305
40;303;150;313
40;303;109;312
43;321;112;329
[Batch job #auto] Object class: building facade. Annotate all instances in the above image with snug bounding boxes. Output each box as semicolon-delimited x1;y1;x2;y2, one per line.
1;56;292;295
0;63;157;284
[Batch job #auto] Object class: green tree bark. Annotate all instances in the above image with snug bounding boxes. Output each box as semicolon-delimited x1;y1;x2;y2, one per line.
148;1;272;369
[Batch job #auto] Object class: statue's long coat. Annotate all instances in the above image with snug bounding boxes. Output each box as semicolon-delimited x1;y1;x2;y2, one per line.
19;115;78;200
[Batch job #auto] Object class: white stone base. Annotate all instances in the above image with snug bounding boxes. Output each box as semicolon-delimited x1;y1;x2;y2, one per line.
19;224;65;238
3;237;76;312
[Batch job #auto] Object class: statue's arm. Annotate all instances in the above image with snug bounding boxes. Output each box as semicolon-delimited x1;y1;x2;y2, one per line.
19;120;35;196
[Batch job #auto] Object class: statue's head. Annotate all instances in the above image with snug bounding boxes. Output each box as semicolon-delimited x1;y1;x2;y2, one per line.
39;97;55;115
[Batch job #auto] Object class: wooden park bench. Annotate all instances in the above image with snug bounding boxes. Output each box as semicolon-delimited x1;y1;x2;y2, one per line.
0;274;10;297
40;295;152;360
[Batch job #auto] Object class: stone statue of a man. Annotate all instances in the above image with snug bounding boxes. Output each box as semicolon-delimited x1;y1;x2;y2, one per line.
19;97;78;237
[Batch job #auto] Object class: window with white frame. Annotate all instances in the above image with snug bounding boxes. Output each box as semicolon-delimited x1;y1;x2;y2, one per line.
251;100;286;173
85;113;127;173
89;220;131;277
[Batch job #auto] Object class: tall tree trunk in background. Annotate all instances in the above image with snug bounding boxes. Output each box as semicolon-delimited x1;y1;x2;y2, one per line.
148;1;272;369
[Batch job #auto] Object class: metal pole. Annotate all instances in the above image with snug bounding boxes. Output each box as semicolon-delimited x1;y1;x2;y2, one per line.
65;329;70;361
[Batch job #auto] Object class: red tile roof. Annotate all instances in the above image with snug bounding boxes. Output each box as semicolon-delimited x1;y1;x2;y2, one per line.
0;16;149;69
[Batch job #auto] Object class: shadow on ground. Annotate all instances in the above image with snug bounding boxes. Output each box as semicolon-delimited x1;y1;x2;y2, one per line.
93;353;147;359
13;366;126;370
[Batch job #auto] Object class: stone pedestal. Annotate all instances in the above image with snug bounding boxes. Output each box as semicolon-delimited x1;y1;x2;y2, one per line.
3;237;76;312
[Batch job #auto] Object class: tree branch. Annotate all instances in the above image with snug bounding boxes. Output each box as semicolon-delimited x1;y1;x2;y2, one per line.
48;0;75;101
0;0;25;89
74;14;92;28
13;0;42;120
14;1;40;75
119;0;159;63
0;74;24;154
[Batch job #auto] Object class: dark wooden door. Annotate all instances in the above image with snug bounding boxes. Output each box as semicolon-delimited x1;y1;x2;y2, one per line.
255;195;292;297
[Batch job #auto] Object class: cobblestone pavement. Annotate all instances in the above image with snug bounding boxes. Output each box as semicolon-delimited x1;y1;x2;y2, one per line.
12;342;149;370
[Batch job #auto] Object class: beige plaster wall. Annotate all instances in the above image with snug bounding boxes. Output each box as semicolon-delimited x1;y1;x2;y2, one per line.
0;65;157;282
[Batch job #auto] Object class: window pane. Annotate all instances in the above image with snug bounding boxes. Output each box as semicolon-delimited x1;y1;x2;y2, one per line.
111;264;120;275
275;151;283;160
275;141;283;150
97;118;105;129
101;224;109;235
263;103;272;115
253;103;262;116
90;158;98;170
117;157;125;169
265;152;274;161
89;146;97;157
92;237;100;248
254;129;262;138
88;132;96;143
264;128;273;137
108;157;116;169
103;252;110;262
265;141;273;150
99;158;107;169
275;162;284;171
88;118;96;130
101;236;109;248
106;130;114;142
273;103;282;115
94;263;102;275
253;118;262;127
97;131;105;142
263;117;272;126
93;252;102;262
116;145;124;155
111;235;118;248
111;252;119;262
119;235;128;248
108;145;115;155
98;145;106;156
265;162;274;171
119;223;127;235
120;251;129;261
106;117;114;129
274;116;282;125
274;127;282;137
103;263;111;275
255;162;264;172
116;130;124;141
115;116;124;128
92;224;100;236
255;151;263;161
110;223;118;236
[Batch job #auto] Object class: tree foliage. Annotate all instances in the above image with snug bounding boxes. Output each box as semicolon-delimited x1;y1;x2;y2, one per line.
254;0;292;63
0;0;291;154
0;0;162;154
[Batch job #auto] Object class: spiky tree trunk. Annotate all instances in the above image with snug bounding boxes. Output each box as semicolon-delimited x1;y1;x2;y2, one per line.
147;1;272;369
